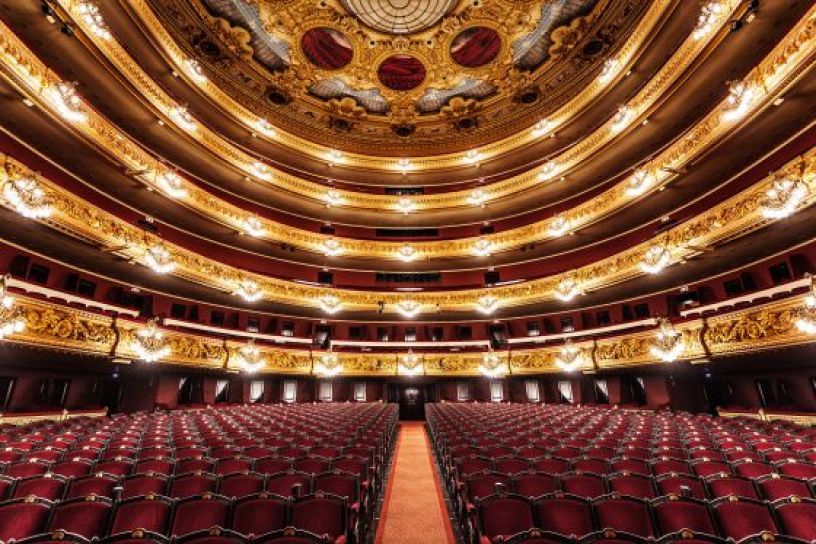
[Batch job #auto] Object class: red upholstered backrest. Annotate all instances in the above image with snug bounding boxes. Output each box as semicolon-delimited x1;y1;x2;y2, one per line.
775;501;816;541
512;473;558;498
0;501;51;541
109;498;172;535
170;498;230;537
594;497;654;537
230;495;288;537
219;473;265;498
479;496;535;540
48;499;112;538
291;496;346;541
712;500;778;540
533;496;594;537
653;500;717;535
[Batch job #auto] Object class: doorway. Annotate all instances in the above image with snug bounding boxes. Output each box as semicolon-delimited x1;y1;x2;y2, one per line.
394;384;428;420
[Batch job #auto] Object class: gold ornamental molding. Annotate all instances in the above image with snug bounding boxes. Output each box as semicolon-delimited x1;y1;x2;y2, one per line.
15;0;736;215
2;139;815;316
115;0;675;168
0;0;806;262
2;290;815;376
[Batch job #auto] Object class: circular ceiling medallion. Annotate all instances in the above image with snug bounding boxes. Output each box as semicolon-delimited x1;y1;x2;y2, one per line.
340;0;459;34
377;55;427;91
301;28;353;70
451;27;501;68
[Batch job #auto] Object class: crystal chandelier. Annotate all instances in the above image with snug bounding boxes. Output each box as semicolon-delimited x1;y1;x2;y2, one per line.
327;149;343;166
396;244;417;262
796;276;816;334
324;190;344;207
144;244;176;275
467;189;488;206
476;295;499;315
315;350;342;377
155;170;187;199
625;169;655;197
472;237;492;257
321;238;342;257
693;2;726;40
171;106;197;132
395;197;415;214
640;245;671;274
548;215;569;237
611;104;634;133
0;275;25;340
554;277;581;302
44;82;87;124
3;176;53;219
538;160;558;181
183;58;207;84
76;1;111;40
397;158;412;173
479;351;506;378
254;118;277;138
242;215;265;237
761;178;808;219
650;318;685;362
722;80;756;122
318;294;342;314
464;149;481;164
133;318;171;363
398;351;424;376
395;299;421;318
250;162;272;181
532;119;553;138
235;279;262;303
235;339;265;373
555;340;582;372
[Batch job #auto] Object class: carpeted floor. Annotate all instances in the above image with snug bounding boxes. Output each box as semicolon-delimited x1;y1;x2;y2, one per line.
375;422;456;544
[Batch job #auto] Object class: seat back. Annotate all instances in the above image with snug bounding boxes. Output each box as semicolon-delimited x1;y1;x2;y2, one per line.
48;496;113;539
533;494;594;537
229;493;288;538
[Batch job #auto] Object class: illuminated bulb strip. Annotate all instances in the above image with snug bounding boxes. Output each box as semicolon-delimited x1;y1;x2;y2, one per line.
242;216;265;237
396;244;418;262
722;80;758;122
250;162;272;181
395;300;421;318
321;238;342;257
476;295;499;315
555;278;581;302
640;245;671;274
395;197;415;214
548;216;569;237
472;238;492;257
2;177;53;219
625;169;655;197
761;179;808;219
75;1;111;40
235;279;262;302
44;82;87;124
318;294;342;314
155;171;187;199
183;58;207;84
693;1;727;40
235;339;265;373
170;106;197;132
144;244;176;275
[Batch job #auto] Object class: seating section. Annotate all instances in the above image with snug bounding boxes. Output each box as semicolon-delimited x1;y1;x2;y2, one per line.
0;403;397;544
427;403;816;544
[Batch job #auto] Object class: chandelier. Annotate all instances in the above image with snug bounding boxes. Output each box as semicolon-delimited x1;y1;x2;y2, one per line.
321;238;342;257
315;350;342;377
395;197;415;214
538;160;558;181
395;299;422;318
242;215;265;237
464;150;481;165
250;162;272;181
235;279;262;302
625;169;655;197
796;275;816;335
254;118;276;138
476;295;499;315
171;106;198;132
183;58;207;84
722;80;757;122
396;244;417;262
467;189;488;206
555;340;583;372
0;275;25;340
640;245;671;274
761;178;808;219
650;318;685;362
597;58;620;84
324;190;344;207
532;119;553;138
155;170;187;199
133;318;171;363
144;244;176;275
318;294;342;314
235;339;265;373
327;149;343;166
44;82;87;124
472;237;492;257
693;1;726;40
479;351;507;378
397;159;412;174
398;351;424;376
611;105;634;133
548;215;569;237
76;1;111;40
554;277;581;302
3;176;53;219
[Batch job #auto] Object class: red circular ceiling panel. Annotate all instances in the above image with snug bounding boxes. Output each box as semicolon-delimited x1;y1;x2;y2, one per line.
377;55;427;91
301;27;353;70
450;27;501;68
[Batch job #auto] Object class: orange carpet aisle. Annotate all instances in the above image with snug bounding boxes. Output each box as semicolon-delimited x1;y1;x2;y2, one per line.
375;422;456;544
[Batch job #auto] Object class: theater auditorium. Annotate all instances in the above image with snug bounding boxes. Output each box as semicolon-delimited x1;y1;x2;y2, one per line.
0;0;814;542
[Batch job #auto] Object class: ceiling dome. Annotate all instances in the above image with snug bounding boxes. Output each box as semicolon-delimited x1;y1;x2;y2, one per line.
340;0;459;34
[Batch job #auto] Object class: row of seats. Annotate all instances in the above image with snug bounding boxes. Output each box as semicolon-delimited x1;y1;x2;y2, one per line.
0;403;398;544
427;403;816;544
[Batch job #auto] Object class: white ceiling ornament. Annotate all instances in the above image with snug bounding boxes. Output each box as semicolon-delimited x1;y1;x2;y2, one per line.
340;0;459;34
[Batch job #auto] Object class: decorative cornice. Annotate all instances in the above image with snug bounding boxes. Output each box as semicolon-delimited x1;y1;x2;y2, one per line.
3;290;814;376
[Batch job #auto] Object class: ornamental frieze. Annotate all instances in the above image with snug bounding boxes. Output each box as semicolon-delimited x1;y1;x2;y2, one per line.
12;298;115;355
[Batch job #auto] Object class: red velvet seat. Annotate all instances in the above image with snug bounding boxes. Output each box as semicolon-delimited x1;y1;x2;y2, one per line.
95;460;134;477
173;528;246;544
477;494;535;544
177;459;215;474
290;494;348;544
47;496;113;539
169;495;230;537
532;458;570;475
219;473;265;498
512;473;558;498
6;461;51;478
776;461;816;480
13;475;68;501
121;473;168;500
0;498;52;541
609;459;650;477
0;475;14;500
607;473;655;499
495;458;531;476
135;459;176;476
704;475;759;500
560;473;606;499
651;459;691;477
215;458;253;476
254;458;292;475
108;496;173;535
732;461;774;479
229;494;288;538
593;496;654;538
652;497;717;536
533;494;594;538
773;497;816;541
266;472;312;498
710;497;778;541
51;460;93;478
656;474;706;500
457;457;493;479
573;458;609;475
690;461;730;479
66;474;119;500
466;472;512;502
293;459;330;476
757;474;813;501
169;473;217;499
251;527;331;544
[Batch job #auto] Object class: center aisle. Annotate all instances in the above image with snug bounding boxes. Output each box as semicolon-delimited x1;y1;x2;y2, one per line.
375;421;456;544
